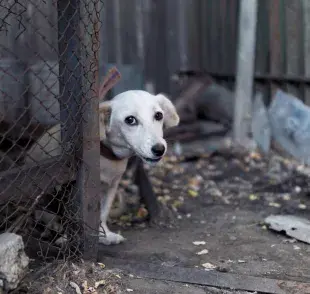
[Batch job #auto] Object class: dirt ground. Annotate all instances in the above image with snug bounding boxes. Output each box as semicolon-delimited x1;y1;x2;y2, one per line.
23;139;310;293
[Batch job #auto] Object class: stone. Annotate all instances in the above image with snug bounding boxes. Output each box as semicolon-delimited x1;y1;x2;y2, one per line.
0;233;29;290
265;215;310;244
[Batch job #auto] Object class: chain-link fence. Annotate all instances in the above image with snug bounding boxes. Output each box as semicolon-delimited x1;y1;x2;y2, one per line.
0;0;103;262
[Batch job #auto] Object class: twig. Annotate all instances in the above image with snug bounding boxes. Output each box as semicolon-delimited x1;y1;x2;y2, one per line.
69;281;82;294
8;190;44;234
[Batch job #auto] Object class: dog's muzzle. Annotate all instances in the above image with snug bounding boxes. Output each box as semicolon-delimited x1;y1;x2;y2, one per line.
143;157;162;163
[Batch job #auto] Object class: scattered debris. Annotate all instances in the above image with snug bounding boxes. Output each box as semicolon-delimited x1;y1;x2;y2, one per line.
249;194;258;201
0;233;29;291
69;281;82;294
94;280;106;288
97;263;106;269
265;215;310;244
201;263;216;270
26;261;122;294
196;249;209;255
298;204;307;210
268;202;281;208
193;241;206;246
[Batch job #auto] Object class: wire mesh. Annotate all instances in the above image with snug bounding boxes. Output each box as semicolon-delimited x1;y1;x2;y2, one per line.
0;0;103;262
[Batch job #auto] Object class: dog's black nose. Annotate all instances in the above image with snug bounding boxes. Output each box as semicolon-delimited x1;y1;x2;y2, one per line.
151;144;165;157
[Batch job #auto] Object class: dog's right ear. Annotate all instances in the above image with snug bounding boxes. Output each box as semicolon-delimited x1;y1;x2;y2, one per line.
99;101;112;140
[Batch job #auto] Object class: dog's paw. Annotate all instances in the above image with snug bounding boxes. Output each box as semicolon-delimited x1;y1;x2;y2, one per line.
99;231;125;245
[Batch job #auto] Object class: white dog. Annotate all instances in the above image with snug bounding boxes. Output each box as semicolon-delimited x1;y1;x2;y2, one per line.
98;90;179;245
25;90;179;246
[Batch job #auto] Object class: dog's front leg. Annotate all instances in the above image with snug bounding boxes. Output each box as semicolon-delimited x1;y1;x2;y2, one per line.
99;177;125;245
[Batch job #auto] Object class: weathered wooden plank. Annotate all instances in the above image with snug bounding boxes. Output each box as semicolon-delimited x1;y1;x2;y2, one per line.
284;0;302;97
27;0;58;63
101;257;310;294
233;0;258;144
268;0;282;99
0;0;28;125
58;0;100;261
302;0;310;105
78;0;101;261
0;155;75;205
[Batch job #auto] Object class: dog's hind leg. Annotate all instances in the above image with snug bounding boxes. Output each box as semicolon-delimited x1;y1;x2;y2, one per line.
99;177;125;245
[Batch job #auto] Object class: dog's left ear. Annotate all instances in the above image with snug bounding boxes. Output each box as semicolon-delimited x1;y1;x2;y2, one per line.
156;93;180;128
99;101;112;140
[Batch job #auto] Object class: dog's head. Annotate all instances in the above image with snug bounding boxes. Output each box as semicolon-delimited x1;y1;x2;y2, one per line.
99;90;179;163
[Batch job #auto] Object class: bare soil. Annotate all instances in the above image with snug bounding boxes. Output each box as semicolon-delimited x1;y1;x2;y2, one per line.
18;140;310;293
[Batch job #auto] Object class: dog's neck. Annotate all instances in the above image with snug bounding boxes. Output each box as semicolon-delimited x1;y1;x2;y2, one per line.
100;141;124;161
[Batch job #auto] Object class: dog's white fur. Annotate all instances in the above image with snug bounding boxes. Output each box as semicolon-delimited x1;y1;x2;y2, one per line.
98;90;179;244
25;90;179;245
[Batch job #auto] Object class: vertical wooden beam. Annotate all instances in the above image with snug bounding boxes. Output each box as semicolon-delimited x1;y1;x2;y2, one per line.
113;0;122;65
233;0;258;144
302;0;310;105
58;0;101;261
269;0;282;99
78;0;101;261
285;0;302;97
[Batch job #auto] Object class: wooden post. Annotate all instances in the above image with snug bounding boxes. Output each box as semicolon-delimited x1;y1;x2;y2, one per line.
302;0;310;105
58;0;101;261
233;0;258;144
268;0;282;98
285;0;302;97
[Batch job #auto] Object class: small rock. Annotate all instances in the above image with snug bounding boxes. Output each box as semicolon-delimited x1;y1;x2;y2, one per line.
0;233;29;291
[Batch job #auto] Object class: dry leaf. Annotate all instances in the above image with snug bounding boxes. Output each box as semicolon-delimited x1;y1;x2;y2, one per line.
249;194;258;201
69;282;82;294
137;207;148;218
249;152;261;160
196;249;209;255
201;263;216;270
95;280;106;288
188;190;198;197
172;200;183;209
269;202;281;208
298;204;307;210
97;262;106;269
193;241;206;246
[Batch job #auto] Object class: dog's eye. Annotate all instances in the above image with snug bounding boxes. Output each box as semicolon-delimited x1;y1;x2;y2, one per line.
125;116;138;126
154;112;163;121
